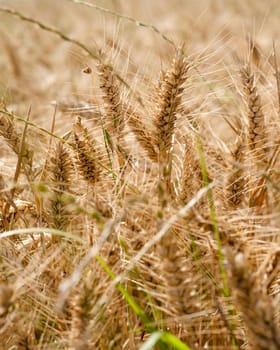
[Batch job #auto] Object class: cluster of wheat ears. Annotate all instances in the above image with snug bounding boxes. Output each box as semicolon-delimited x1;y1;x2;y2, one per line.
0;1;280;350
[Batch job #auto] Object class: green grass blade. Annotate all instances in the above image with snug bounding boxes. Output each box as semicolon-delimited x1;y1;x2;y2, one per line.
161;332;192;350
140;331;192;350
95;255;151;325
195;134;229;297
95;255;193;350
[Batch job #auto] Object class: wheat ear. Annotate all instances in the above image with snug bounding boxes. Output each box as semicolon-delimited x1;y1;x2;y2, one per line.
228;250;280;350
153;48;189;201
241;65;268;166
48;141;72;235
126;106;158;162
153;48;189;163
69;281;94;350
157;228;189;315
0;111;33;178
98;62;134;171
72;118;101;186
97;63;124;139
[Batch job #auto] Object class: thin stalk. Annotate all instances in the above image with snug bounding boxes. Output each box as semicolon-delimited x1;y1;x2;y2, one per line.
0;6;145;107
195;134;237;349
0;7;99;59
273;41;280;120
67;0;176;48
195;134;229;296
96;255;192;350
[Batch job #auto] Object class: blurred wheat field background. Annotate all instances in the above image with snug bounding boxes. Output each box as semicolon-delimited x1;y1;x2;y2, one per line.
0;0;280;349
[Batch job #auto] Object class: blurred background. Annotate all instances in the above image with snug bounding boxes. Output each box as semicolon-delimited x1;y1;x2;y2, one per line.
0;0;279;139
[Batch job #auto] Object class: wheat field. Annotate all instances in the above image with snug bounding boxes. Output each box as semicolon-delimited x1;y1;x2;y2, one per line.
0;0;280;349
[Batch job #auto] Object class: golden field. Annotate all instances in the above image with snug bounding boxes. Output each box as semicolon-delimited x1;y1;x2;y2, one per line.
0;1;280;349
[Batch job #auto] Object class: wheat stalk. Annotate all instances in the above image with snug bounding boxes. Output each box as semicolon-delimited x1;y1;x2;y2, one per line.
180;133;203;204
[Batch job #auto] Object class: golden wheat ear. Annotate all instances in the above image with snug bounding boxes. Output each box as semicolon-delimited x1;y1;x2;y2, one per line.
72;117;101;186
227;249;280;350
153;47;189;202
48;141;73;237
97;63;124;139
157;227;190;315
241;64;268;166
126;105;158;162
153;47;189;162
241;64;270;209
0;111;33;179
68;278;95;350
97;62;135;173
